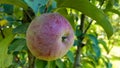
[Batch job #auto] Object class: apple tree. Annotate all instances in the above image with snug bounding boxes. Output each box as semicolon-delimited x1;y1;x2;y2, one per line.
0;0;120;68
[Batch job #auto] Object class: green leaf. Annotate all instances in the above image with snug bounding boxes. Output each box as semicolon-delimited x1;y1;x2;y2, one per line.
97;0;105;6
55;59;66;68
114;0;119;6
87;34;101;58
82;58;96;68
46;61;56;68
92;44;101;59
0;28;13;41
105;8;120;16
110;9;120;16
56;0;113;38
35;59;47;68
13;23;29;34
0;0;28;10
67;14;76;31
86;51;98;64
106;0;114;9
73;40;81;46
3;4;13;15
99;39;109;53
75;25;82;37
24;0;48;14
101;57;112;68
106;62;112;68
8;38;26;53
66;51;74;63
87;34;98;45
0;34;14;68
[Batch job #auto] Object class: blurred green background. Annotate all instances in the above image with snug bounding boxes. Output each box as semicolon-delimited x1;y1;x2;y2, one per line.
0;0;120;68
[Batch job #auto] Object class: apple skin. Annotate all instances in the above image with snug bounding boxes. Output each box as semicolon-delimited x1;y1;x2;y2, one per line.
26;13;74;61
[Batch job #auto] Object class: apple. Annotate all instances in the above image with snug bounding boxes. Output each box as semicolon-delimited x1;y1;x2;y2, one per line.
26;13;74;61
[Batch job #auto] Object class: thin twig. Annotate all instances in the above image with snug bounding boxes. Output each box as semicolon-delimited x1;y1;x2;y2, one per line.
44;0;53;13
44;7;48;13
0;26;5;38
24;10;33;21
84;20;93;34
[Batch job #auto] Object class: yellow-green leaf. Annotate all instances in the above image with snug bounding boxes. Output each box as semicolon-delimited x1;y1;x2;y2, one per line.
0;34;14;68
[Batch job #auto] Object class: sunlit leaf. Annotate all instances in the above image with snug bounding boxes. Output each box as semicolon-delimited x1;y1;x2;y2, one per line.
82;58;96;68
99;39;109;53
56;0;113;38
66;51;74;63
0;28;13;41
86;51;98;64
87;34;101;58
0;19;8;26
0;34;14;68
101;57;112;68
105;8;120;16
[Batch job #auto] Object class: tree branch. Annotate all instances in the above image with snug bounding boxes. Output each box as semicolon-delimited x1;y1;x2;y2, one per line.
73;14;85;68
80;14;85;32
73;0;105;68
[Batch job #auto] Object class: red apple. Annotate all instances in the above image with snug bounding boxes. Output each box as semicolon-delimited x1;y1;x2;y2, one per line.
26;13;74;61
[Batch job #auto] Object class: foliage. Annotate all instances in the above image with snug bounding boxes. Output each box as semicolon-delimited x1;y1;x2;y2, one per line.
0;0;120;68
